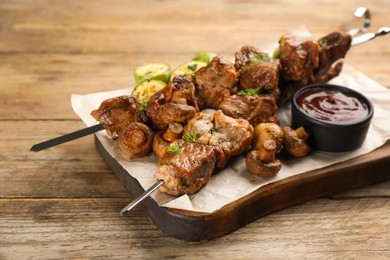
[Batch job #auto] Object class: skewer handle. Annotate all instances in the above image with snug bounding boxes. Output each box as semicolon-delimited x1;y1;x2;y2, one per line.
120;180;164;216
351;27;390;46
30;123;105;152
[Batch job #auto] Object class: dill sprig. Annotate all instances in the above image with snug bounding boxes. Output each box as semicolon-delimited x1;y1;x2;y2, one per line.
182;131;198;142
138;99;148;112
166;144;182;153
318;39;327;48
237;87;262;96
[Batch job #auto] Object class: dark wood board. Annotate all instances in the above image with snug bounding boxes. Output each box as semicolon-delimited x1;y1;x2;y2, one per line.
95;136;390;241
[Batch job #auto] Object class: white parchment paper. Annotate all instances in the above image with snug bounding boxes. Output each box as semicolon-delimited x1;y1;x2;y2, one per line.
71;64;390;213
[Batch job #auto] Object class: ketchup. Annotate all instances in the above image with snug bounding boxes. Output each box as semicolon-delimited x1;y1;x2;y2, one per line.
296;88;369;124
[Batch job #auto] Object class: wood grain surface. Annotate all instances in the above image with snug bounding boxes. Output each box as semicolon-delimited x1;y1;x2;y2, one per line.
0;0;389;258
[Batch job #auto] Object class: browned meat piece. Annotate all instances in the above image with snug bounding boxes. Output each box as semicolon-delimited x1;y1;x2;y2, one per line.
91;95;147;139
219;94;279;126
234;45;281;92
278;34;320;81
182;112;214;145
158;103;197;125
277;32;352;106
311;31;352;83
194;56;239;109
211;111;253;168
146;75;199;130
155;139;216;196
183;111;253;168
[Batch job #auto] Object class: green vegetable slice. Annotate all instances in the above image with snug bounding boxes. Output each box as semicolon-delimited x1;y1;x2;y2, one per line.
170;61;207;81
131;79;166;103
134;63;171;85
273;46;280;59
192;52;217;64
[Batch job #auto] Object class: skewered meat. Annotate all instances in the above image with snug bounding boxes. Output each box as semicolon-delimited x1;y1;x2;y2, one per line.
155;139;216;196
146;75;199;130
278;34;320;81
311;31;352;83
181;112;214;144
91;95;147;139
183;111;253;168
235;45;281;94
117;122;154;158
219;94;279;126
155;111;253;196
194;56;239;109
210;111;253;168
277;31;352;105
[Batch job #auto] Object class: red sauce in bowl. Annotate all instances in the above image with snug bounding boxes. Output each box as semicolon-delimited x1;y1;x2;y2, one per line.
296;88;369;124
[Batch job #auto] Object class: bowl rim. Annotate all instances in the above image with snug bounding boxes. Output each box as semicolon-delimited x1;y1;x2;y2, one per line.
292;83;374;128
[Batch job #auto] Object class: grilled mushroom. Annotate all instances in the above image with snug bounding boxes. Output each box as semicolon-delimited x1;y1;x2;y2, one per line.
117;122;154;158
282;126;310;157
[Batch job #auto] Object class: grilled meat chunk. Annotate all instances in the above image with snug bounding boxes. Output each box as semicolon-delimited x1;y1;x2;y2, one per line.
311;31;352;83
219;94;279;126
155;139;216;196
194;56;239;109
211;111;253;168
182;112;214;145
278;34;320;81
277;31;352;105
183;111;253;168
146;75;199;130
235;45;281;93
91;95;147;139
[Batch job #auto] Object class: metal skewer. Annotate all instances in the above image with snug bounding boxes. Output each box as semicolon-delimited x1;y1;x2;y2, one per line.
30;124;105;152
351;27;390;46
120;180;164;216
347;7;371;36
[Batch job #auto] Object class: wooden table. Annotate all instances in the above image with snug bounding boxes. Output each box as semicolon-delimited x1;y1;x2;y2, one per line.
1;0;389;258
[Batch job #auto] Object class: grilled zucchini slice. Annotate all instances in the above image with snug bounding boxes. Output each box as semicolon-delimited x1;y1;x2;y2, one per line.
192;52;217;64
131;79;166;103
170;61;207;80
134;63;171;85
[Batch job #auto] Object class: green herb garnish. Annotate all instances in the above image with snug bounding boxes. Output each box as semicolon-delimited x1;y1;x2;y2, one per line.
187;64;198;72
231;166;239;173
138;99;148;112
273;46;280;59
183;131;198;142
166;144;182;153
164;162;174;166
210;127;217;133
318;39;327;48
237;87;262;96
249;52;270;64
242;52;271;71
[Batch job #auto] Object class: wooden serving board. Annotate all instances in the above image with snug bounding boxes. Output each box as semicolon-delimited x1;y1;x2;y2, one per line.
95;136;390;241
